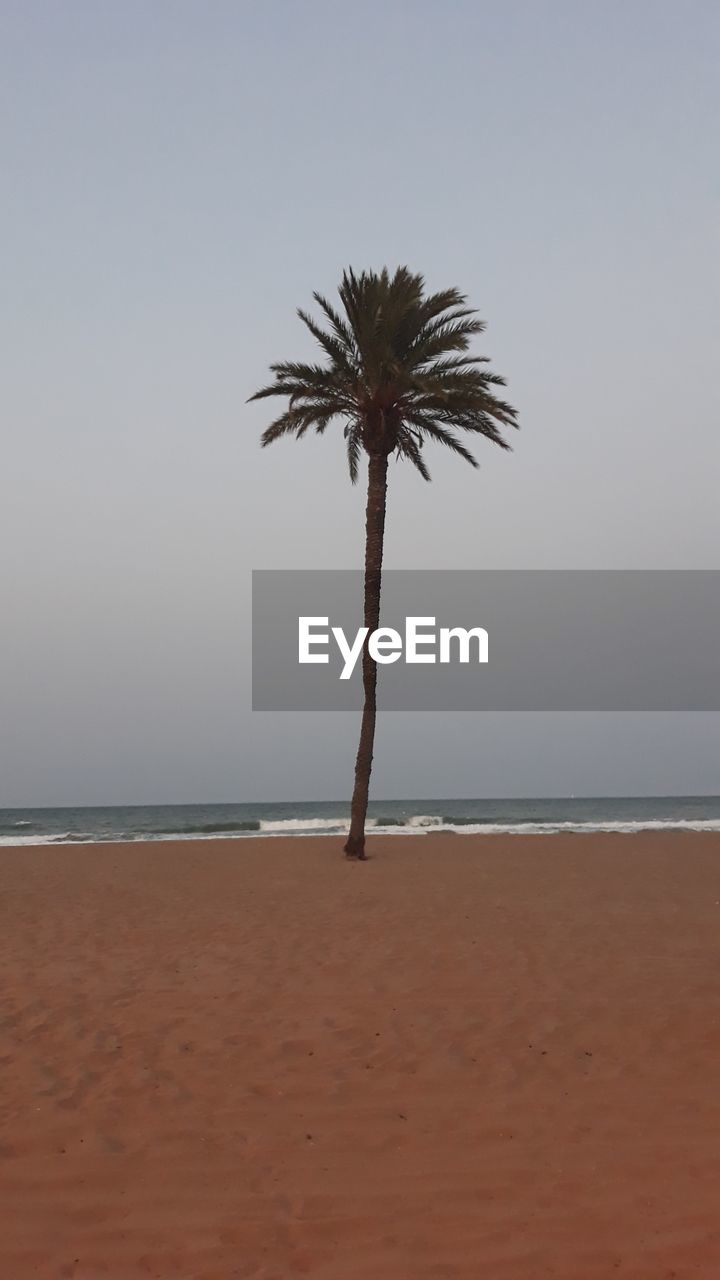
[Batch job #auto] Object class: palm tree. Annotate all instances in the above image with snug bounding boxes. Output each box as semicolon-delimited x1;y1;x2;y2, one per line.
250;267;518;859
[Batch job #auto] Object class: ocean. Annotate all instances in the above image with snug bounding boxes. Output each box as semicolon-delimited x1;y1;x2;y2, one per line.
1;796;720;845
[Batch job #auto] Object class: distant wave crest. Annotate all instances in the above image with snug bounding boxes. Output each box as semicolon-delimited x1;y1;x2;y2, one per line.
148;821;262;836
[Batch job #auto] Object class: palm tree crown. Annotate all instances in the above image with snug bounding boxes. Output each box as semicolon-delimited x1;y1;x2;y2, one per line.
249;266;518;477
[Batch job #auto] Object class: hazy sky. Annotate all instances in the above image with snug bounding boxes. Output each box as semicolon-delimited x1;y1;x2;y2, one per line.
2;0;718;806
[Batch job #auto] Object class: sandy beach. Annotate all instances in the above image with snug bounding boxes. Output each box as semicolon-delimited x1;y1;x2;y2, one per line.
2;832;720;1278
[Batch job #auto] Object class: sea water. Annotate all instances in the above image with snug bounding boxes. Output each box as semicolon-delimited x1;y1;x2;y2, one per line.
2;795;720;845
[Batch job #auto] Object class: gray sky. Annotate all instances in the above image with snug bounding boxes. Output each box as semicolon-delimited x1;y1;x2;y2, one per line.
2;0;718;806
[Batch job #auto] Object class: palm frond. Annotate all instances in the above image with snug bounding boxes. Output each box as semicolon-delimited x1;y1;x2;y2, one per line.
402;416;479;467
395;429;431;481
297;308;357;375
407;316;486;368
312;292;357;356
344;423;362;483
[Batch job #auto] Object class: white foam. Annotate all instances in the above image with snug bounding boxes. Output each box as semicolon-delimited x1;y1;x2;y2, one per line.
0;832;76;846
373;818;720;836
258;817;351;833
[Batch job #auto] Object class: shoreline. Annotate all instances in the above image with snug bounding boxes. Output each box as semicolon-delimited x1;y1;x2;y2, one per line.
3;832;720;1276
3;823;720;850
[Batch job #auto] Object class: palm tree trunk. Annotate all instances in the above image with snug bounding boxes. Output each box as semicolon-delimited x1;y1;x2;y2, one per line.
343;451;389;859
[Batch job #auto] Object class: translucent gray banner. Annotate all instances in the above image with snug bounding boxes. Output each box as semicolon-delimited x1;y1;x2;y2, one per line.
252;570;720;711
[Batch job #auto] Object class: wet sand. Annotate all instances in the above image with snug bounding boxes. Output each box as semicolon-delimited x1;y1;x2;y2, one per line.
1;832;720;1278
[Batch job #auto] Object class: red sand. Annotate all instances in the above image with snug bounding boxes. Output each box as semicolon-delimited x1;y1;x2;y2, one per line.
2;833;720;1278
